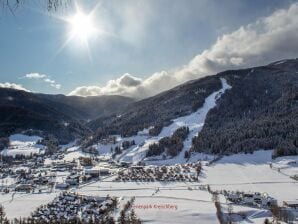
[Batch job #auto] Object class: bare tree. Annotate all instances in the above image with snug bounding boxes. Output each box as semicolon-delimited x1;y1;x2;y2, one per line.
0;0;71;13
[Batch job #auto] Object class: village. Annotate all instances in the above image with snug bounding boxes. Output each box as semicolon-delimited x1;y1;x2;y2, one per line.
0;135;297;223
31;192;117;223
115;163;202;182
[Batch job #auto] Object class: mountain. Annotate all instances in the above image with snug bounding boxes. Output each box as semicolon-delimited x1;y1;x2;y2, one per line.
88;75;222;137
0;88;134;143
192;59;298;156
88;59;298;156
1;59;297;154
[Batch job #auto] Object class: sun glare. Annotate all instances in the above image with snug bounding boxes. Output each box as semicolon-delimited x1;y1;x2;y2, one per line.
69;12;96;42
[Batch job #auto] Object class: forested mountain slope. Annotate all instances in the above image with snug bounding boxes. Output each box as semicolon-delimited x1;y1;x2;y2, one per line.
0;88;133;143
87;76;222;138
192;59;298;156
88;59;298;156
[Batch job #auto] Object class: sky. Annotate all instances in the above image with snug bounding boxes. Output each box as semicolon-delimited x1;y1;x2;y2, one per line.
0;0;298;98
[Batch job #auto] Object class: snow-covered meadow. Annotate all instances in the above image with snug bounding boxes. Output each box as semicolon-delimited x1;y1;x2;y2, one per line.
1;134;44;157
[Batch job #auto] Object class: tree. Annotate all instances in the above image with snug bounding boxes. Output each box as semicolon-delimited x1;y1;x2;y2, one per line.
129;209;141;224
263;218;270;224
0;0;71;12
0;204;9;224
184;150;189;159
118;210;127;224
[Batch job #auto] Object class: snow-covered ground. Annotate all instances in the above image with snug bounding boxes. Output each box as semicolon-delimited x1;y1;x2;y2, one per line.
1;134;44;157
271;155;298;177
1;150;297;223
202;150;298;203
0;192;58;219
77;181;218;224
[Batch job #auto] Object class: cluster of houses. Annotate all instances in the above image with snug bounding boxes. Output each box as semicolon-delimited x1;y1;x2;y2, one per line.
56;166;112;190
218;190;278;208
31;192;117;223
0;165;57;193
0;152;116;193
116;162;202;182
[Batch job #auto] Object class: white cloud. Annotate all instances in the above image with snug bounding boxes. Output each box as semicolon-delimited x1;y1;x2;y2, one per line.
69;2;298;98
24;73;46;79
69;73;142;96
23;73;61;90
0;82;30;92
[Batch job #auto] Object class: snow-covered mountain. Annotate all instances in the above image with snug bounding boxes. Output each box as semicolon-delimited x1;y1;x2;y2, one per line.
86;58;298;158
1;58;297;156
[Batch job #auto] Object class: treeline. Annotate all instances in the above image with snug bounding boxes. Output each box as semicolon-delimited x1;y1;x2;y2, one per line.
118;197;141;224
0;137;9;151
147;127;189;157
191;62;298;157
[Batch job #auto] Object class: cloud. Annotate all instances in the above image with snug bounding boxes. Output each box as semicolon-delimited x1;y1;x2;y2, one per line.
24;73;46;79
69;73;142;96
69;2;298;98
23;73;61;90
0;82;30;92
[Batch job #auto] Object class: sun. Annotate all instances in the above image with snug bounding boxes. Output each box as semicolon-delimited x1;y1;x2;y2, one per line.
51;2;108;61
69;12;97;42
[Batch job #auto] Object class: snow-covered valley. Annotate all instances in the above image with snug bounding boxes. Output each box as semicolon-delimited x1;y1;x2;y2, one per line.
0;78;297;223
0;149;297;223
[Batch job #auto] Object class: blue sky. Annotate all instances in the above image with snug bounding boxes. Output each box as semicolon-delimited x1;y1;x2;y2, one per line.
0;0;296;96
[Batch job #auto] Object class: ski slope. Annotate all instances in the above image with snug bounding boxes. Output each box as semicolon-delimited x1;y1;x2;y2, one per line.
118;78;231;164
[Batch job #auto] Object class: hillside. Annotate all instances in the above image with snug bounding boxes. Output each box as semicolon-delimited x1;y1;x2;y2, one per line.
88;75;222;137
0;88;134;143
88;59;298;156
192;59;298;156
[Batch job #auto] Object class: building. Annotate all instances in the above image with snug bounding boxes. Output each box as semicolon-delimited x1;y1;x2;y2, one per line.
55;183;69;189
15;184;34;192
65;174;80;185
84;169;100;178
284;200;298;209
99;168;110;176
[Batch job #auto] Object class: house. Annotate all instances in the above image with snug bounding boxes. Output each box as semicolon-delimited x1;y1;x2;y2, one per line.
283;200;298;209
131;166;144;170
99;168;110;176
119;161;131;167
84;169;100;178
226;193;241;203
65;174;80;185
240;193;255;205
15;184;34;192
55;183;69;189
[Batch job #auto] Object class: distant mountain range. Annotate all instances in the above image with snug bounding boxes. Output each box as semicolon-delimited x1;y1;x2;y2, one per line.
0;89;134;143
1;59;297;155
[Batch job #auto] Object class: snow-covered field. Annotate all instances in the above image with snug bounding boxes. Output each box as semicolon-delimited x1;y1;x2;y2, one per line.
202;150;298;203
0;192;58;219
76;181;218;224
1;134;44;157
1;150;297;223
